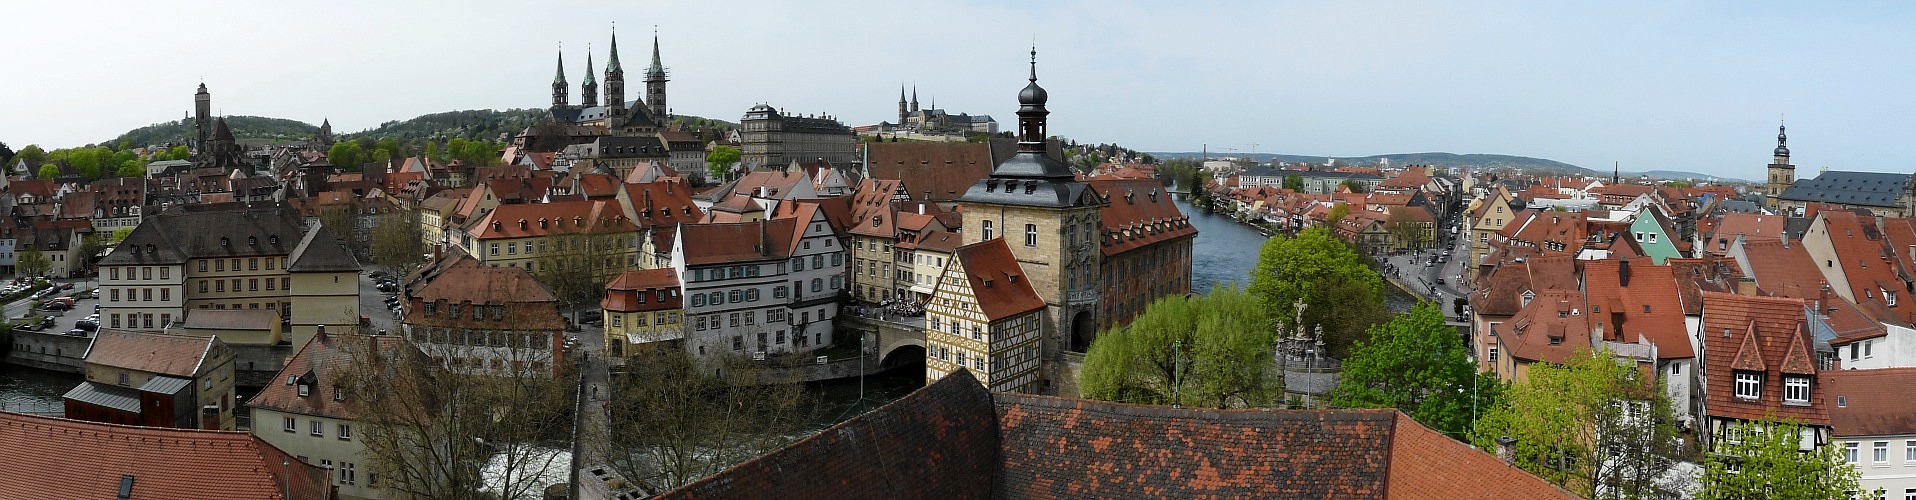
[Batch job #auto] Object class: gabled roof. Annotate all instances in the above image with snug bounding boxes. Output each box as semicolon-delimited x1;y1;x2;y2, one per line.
1089;179;1197;257
1825;368;1916;437
1582;259;1694;359
466;200;636;239
247;333;409;420
602;268;681;312
98;203;308;266
1499;289;1593;365
285;223;361;272
83;330;217;378
0;411;330;500
950;238;1046;321
619;180;702;228
405;262;563;331
1699;292;1829;426
864;142;997;201
661;370;1574;499
678;218;798;266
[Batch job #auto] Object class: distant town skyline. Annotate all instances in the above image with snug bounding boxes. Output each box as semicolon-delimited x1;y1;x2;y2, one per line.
3;1;1912;180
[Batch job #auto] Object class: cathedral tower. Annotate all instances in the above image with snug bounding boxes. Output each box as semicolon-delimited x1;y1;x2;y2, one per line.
645;32;669;120
605;30;626;112
551;49;569;109
1766;122;1794;209
898;84;908;125
582;50;599;108
956;48;1103;395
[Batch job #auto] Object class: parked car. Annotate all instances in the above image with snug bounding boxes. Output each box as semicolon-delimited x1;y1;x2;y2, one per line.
58;282;74;290
75;320;98;331
64;329;88;337
42;301;72;311
39;317;57;330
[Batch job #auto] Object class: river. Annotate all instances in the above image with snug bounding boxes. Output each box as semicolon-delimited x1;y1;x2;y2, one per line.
1171;192;1417;311
0;363;72;415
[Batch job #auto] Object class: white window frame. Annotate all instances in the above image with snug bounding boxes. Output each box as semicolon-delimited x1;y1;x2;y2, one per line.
1734;372;1762;400
1876;441;1890;464
1845;441;1859;463
1783;375;1810;404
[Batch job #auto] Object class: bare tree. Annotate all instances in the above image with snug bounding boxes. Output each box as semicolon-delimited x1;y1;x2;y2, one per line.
342;320;576;499
533;231;626;323
604;348;814;493
371;210;427;277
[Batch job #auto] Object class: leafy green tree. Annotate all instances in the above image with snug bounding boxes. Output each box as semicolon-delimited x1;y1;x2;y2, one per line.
16;249;52;278
423;141;442;164
1698;418;1871;500
36;164;58;179
14;144;47;167
1340;179;1369;193
1284;174;1304;191
67;147;104;179
116;160;144;178
706;145;741;182
328;141;364;169
1248;225;1382;354
0;141;13;165
1471;348;1682;497
370;148;393;167
1328;302;1499;439
1326;203;1352;226
1080;285;1281;408
375;138;401;158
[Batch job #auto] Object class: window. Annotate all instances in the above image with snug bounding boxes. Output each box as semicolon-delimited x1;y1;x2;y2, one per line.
281;277;290;290
199;261;207;272
297;384;310;397
266;278;275;290
1783;375;1810;404
1866;340;1875;358
692;294;705;307
1025;224;1038;247
110;289;119;302
216;260;224;271
811;278;822;293
284;417;297;433
1670;363;1680;375
249;279;258;291
611;315;622;328
489;244;499;256
310;420;324;436
341;462;355;485
249;258;258;270
1875;441;1890;464
774;286;787;299
1488;345;1498;364
1734;372;1762;399
1907;440;1916;462
339;424;353;440
142;288;152;301
199;280;208;293
982;220;994;240
160;289;169;301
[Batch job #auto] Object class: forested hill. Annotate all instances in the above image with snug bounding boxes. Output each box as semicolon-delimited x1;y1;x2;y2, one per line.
107;116;319;147
342;109;550;142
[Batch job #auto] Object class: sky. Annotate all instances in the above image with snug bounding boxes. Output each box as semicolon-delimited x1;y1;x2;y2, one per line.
3;1;1913;180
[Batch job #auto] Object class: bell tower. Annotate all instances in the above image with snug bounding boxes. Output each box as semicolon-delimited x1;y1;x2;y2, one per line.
1766;122;1794;210
645;30;669;121
605;29;625;113
581;48;598;108
194;83;212;149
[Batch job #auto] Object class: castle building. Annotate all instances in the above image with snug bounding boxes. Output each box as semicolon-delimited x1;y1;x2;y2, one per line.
738;105;856;169
892;85;998;135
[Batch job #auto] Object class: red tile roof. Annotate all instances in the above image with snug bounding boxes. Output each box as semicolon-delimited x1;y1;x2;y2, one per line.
247;333;407;420
1704;213;1785;254
679;218;798;266
405;262;563;331
465;200;636;239
83;331;216;378
1499;289;1594;365
1813;211;1912;322
1582;259;1695;359
1089;179;1197;257
1699;292;1829;426
602;268;682;312
620;180;703;228
864;142;998;202
951;239;1047;321
1824;368;1916;437
0;411;330;499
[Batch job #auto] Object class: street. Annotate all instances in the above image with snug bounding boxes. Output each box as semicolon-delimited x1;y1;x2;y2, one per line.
1376;221;1474;309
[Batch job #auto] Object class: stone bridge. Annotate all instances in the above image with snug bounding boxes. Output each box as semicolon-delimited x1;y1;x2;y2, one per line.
841;315;926;371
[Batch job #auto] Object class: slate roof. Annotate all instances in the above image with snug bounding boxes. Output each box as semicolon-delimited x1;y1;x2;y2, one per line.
1825;367;1916;437
98;203;308;266
83;330;216;378
285;223;361;272
0;411;331;500
661;370;1573;499
1778;170;1911;207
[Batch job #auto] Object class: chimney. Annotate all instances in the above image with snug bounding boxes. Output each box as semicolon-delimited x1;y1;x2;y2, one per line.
1618;259;1631;287
917;203;925;215
1735;277;1757;296
1495;436;1517;465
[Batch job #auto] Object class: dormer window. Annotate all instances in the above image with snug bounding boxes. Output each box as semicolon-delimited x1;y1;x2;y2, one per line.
1734;372;1763;400
248;235;258;246
297;382;310;398
220;237;230;247
334;387;346;402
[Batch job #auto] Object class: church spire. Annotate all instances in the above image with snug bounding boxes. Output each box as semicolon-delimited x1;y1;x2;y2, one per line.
643;27;669;120
605;27;626;111
1613;161;1620;185
1016;46;1050;151
552;46;569;108
910;85;919;113
582;47;599;107
647;29;666;78
1774;121;1790;158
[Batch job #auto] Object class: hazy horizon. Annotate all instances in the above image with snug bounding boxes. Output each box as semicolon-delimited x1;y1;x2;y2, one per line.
3;1;1912;181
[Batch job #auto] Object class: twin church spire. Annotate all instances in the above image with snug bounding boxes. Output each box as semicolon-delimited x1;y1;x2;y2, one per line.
552;27;665;119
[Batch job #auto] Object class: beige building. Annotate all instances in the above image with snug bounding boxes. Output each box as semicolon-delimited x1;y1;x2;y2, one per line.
454;199;642;280
248;332;405;500
738;104;856;169
97;202;362;350
924;238;1045;392
602;268;684;356
1468;186;1517;268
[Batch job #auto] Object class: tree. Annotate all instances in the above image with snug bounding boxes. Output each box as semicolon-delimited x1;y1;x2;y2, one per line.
328;141;365;169
706;145;740;182
13;144;46;167
341;333;575;500
1284;174;1304;192
1328;302;1500;439
36;164;58;179
1697;418;1871;500
1247;226;1383;355
316;203;364;260
532;231;624;323
76;234;108;275
1326;203;1352;226
115;160;144;178
16;249;51;278
1385;209;1432;251
0;141;13;165
371;211;427;278
370;148;393;167
606;347;813;493
1471;348;1682;497
1340;179;1369;193
1080;285;1282;408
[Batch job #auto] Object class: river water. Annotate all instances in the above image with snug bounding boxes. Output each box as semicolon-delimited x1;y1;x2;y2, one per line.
1172;192;1417;311
0;363;72;415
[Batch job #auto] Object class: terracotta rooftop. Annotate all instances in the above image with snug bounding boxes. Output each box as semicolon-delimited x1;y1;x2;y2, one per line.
864;142;998;201
1582;259;1694;359
1704;213;1785;254
1699;292;1829;426
465;199;636;239
247;333;408;421
1088;179;1197;257
405;261;563;331
83;330;217;378
0;411;330;499
949;238;1047;321
1499;289;1594;365
1824;367;1916;437
661;370;1573;499
602;268;682;312
678;218;798;266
